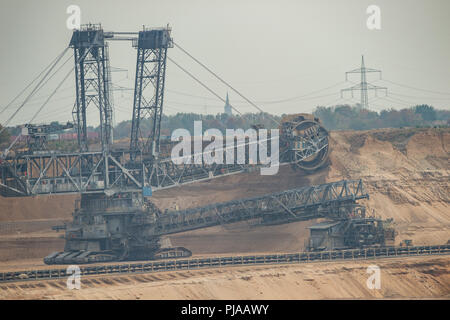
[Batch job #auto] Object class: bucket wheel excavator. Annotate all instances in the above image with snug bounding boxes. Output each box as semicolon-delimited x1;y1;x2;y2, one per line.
279;113;330;172
0;24;394;265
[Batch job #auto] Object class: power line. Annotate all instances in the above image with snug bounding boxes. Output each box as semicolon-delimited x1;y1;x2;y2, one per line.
167;56;244;117
317;96;349;108
27;64;75;125
165;105;191;113
166;88;222;101
6;93;75;115
173;41;279;126
14;86;75;104
32;103;75;120
115;91;225;109
0;47;70;132
382;95;414;108
166;99;223;108
389;92;450;101
3;55;74;126
167;80;346;105
2;45;93;157
258;82;345;104
382;79;450;96
0;48;69;116
341;55;387;110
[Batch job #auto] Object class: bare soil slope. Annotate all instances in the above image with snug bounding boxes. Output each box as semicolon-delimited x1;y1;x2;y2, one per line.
1;256;448;300
327;128;449;245
155;128;450;251
0;128;448;261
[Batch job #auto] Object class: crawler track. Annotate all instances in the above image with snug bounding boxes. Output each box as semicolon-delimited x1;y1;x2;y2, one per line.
1;245;449;283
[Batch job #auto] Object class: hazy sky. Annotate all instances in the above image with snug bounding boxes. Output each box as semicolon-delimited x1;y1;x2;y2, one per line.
0;0;449;126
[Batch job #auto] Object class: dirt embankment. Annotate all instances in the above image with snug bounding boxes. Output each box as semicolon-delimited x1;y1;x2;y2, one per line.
326;128;450;245
1;256;448;300
0;127;448;300
0;195;75;223
0;128;448;261
155;128;450;251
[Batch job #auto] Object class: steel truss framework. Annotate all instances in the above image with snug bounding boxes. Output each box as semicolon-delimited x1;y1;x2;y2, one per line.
278;115;330;170
284;132;329;164
1;141;328;197
0;151;142;197
0;152;256;197
152;179;368;235
0;25;331;198
130;29;172;158
71;24;113;152
2;245;449;283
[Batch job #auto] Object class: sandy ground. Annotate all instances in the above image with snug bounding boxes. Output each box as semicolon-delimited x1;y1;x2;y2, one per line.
0;255;448;299
0;127;448;299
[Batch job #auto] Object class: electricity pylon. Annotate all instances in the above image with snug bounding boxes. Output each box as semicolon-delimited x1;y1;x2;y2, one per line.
341;55;387;110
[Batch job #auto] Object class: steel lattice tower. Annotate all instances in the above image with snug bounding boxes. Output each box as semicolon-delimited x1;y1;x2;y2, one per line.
130;27;173;159
341;55;387;110
70;24;113;152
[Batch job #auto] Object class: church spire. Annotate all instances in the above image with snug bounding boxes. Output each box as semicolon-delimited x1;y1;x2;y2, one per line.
224;92;232;115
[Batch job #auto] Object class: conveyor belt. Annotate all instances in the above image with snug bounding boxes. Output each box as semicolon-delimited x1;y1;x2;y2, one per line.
2;245;449;284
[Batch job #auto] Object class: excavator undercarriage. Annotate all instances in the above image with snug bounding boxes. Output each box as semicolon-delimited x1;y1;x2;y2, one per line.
44;179;396;265
44;193;192;264
0;24;397;267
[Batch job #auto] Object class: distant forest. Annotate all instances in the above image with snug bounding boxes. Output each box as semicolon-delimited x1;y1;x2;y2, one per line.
313;104;449;131
112;104;449;140
2;104;449;146
113;112;281;140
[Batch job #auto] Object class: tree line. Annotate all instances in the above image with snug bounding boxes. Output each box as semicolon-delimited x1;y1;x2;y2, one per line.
313;104;449;131
2;104;448;148
113;104;449;139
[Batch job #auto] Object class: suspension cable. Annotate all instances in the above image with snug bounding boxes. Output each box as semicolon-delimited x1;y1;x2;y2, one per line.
382;79;450;96
258;81;346;104
0;52;73;135
0;47;70;130
166;80;346;104
0;48;69;116
28;63;75;124
2;45;92;157
168;56;243;117
1;62;74;157
173;42;279;126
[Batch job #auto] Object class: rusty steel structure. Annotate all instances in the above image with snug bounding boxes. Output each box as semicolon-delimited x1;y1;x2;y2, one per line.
43;179;371;264
0;26;331;198
70;24;114;152
279;113;329;171
0;23;395;266
130;28;172;159
3;245;449;284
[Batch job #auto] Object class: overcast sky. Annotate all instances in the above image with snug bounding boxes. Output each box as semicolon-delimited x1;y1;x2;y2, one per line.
0;0;449;126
